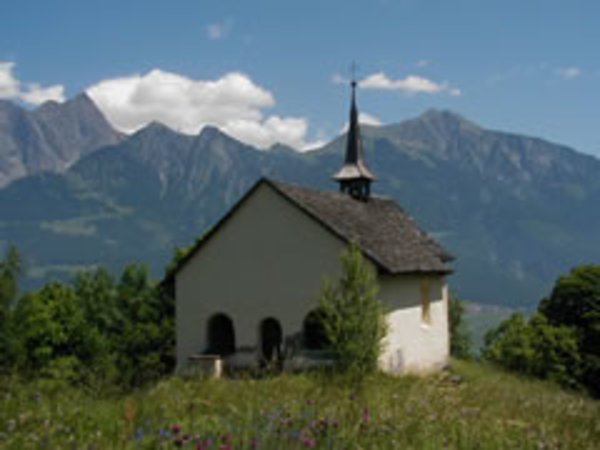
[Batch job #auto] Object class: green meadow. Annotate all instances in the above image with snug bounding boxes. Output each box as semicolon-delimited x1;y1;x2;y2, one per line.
1;361;598;449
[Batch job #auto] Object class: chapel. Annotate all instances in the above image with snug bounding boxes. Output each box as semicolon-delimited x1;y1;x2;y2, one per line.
171;80;454;374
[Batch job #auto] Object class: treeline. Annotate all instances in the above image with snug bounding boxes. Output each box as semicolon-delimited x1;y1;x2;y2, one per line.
481;265;600;397
1;243;598;397
0;246;174;389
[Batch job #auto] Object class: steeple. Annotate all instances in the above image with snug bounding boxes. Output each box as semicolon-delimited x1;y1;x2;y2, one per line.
332;79;375;201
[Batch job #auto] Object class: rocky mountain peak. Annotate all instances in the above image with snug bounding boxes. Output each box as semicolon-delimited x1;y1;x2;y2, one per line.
137;121;178;136
197;125;227;144
0;94;122;187
417;108;481;134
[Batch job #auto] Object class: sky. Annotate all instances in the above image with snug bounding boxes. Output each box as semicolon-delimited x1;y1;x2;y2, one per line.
1;0;599;155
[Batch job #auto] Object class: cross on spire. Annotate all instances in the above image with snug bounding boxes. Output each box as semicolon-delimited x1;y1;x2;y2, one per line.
350;61;359;86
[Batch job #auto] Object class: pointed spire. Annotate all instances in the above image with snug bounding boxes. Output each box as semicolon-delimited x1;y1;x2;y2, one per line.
333;78;375;200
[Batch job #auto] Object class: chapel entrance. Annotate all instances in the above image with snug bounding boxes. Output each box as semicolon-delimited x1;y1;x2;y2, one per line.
206;313;236;356
259;317;282;363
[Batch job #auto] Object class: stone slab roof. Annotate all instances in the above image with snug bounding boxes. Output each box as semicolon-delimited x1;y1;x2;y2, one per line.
269;179;453;275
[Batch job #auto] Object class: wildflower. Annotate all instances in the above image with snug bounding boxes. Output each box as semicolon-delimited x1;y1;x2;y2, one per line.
221;433;232;444
306;399;315;406
301;437;316;447
171;424;181;434
362;407;370;423
134;427;144;440
196;437;212;450
250;437;259;448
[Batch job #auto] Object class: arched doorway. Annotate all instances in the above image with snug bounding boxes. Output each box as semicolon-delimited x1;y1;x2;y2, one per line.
259;317;283;363
303;309;330;350
206;313;236;356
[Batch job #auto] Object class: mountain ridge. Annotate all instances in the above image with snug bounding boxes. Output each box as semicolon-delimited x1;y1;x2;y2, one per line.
0;97;599;308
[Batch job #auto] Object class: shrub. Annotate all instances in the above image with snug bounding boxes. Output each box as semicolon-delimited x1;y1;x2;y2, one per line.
449;295;472;359
318;242;387;379
0;245;20;370
483;313;581;389
539;264;600;395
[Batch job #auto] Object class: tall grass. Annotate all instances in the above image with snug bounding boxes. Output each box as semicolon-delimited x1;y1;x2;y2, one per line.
1;361;598;449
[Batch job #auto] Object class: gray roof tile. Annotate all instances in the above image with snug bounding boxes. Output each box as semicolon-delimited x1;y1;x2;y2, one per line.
269;179;453;274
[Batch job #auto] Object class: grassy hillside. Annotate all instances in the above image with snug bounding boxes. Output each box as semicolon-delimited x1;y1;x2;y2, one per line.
1;361;598;449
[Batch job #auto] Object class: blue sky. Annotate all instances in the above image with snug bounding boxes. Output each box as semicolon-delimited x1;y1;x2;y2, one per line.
1;0;599;155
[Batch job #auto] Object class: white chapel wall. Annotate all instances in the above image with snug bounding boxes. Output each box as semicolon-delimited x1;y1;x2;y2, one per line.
176;183;348;370
378;275;449;373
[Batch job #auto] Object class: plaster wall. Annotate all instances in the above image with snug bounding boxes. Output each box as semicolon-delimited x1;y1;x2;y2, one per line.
176;183;348;370
378;275;449;373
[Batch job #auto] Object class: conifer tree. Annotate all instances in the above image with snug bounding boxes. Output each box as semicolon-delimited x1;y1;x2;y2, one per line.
318;242;387;378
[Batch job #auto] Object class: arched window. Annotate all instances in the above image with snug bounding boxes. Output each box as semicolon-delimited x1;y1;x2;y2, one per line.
303;309;330;350
206;313;236;356
259;317;283;363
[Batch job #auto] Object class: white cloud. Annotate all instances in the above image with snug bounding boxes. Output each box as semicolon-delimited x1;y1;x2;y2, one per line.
0;61;65;105
340;112;383;133
206;19;233;40
556;66;581;80
357;112;382;127
20;83;65;105
0;62;20;98
331;73;348;85
359;71;459;96
87;68;320;150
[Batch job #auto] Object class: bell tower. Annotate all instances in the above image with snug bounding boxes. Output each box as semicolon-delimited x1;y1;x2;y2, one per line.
332;79;375;200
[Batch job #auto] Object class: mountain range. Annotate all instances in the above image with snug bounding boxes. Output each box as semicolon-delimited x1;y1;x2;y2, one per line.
1;95;599;308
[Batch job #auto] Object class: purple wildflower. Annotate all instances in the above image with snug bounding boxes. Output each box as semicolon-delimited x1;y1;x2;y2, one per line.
196;439;210;450
301;437;316;447
362;407;370;423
